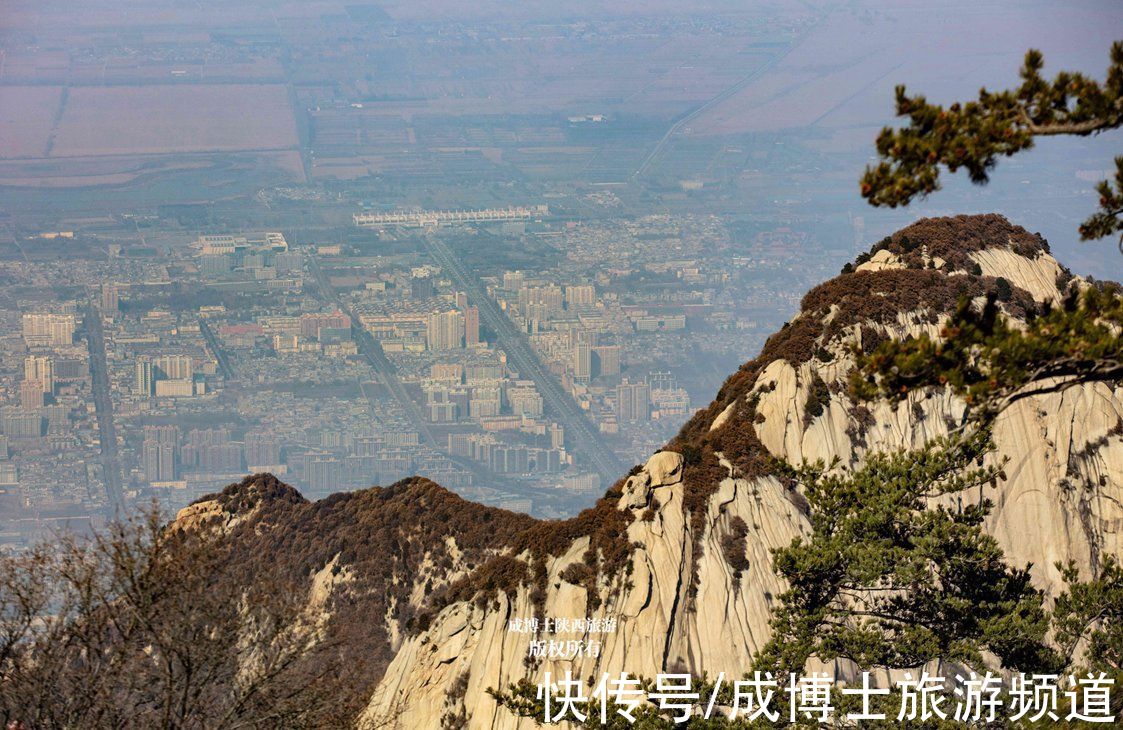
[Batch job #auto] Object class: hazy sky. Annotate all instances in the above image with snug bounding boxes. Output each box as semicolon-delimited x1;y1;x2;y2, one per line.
1;0;1121;275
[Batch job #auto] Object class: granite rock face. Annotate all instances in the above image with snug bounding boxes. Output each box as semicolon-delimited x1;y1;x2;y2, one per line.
358;218;1123;729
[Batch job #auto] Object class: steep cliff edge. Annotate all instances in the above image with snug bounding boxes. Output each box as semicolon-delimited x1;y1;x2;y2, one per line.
171;215;1123;728
353;214;1123;728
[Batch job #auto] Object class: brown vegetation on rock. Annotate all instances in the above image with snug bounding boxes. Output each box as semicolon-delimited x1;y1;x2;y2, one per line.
213;476;540;718
195;472;641;714
663;215;1047;587
721;516;751;588
9;213;1063;727
854;214;1049;270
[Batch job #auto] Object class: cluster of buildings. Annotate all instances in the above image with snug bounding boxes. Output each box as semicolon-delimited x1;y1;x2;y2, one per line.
1;359;76;443
135;354;205;398
490;268;693;440
136;420;430;495
0;299;101;543
0;207;832;541
448;430;566;474
194;232;303;292
356;270;479;353
226;309;357;358
353;205;548;229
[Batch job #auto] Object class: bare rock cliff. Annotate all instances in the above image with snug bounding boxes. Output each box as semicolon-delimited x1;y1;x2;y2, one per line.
358;215;1123;729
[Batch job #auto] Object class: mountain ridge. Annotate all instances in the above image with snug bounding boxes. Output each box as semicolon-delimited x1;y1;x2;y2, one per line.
172;213;1123;728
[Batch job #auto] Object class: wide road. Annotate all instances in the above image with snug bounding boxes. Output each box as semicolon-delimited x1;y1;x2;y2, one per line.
309;255;550;492
198;317;235;380
83;306;123;512
422;235;625;486
305;255;439;450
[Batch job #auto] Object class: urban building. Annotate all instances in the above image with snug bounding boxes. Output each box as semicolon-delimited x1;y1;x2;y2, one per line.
616;378;650;422
573;340;592;382
155;355;193;380
100;284;120;313
565;284;596;308
427;310;464;350
142;425;179;483
135;359;155;397
245;433;282;467
22;313;76;347
592;345;621;377
19;381;44;411
464;306;480;346
24;356;54;394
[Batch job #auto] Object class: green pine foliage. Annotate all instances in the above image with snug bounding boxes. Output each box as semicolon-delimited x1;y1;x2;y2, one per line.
491;238;1123;727
755;428;1061;677
861;42;1123;249
758;284;1122;679
1055;557;1123;673
1082;159;1123;252
849;285;1123;420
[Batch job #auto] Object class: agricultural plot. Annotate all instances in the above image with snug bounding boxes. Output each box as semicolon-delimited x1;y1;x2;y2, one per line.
0;86;63;158
49;84;298;157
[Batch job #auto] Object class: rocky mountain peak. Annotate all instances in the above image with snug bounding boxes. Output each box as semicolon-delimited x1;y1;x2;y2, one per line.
353;216;1122;728
156;215;1121;729
856;213;1049;268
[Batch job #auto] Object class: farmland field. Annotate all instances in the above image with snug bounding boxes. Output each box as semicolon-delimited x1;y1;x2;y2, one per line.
48;84;298;157
0;86;63;158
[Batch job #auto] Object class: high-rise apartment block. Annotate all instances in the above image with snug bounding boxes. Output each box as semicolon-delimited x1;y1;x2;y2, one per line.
427;310;464;350
100;284;119;313
464;306;480;346
22;313;76;347
142;425;179;482
155;354;193;380
135;359;155;396
573;340;592;382
19;381;44;411
565;284;596;308
592;345;621;377
616;378;650;422
23;356;54;394
245;433;282;467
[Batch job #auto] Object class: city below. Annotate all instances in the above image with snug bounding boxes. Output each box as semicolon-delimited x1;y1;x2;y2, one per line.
0;205;832;546
0;0;1115;549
